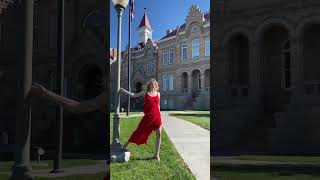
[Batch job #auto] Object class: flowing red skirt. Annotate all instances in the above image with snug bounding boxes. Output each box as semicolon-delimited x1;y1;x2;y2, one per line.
128;113;162;145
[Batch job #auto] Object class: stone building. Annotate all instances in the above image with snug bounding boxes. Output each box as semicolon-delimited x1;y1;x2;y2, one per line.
157;5;210;110
119;12;158;110
0;0;107;157
213;0;320;155
114;5;210;111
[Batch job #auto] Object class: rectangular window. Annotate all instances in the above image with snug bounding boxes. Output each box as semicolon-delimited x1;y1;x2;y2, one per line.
205;37;210;56
192;39;200;59
169;74;174;91
283;51;291;89
182;44;187;62
162;75;168;91
169;48;174;64
162;49;167;65
151;62;155;73
49;14;57;49
136;63;144;74
33;25;39;51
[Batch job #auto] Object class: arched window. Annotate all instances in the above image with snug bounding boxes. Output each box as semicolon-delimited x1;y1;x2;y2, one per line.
198;74;201;90
282;40;291;89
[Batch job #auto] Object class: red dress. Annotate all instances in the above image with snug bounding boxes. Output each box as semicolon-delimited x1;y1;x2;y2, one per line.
128;92;162;145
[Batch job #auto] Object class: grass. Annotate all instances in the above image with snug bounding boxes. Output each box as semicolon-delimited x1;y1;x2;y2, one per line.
0;172;107;180
36;173;106;180
169;111;210;130
236;155;320;164
0;159;102;172
110;114;195;180
212;156;320;180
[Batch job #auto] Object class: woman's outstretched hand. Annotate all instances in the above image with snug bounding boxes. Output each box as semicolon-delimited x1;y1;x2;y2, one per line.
29;82;48;98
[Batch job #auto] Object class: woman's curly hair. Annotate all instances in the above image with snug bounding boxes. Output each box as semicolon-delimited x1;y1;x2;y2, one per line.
145;78;159;92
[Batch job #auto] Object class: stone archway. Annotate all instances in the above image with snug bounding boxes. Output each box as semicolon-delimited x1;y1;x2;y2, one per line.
135;82;143;93
181;72;188;93
191;69;201;96
227;33;250;86
259;25;291;112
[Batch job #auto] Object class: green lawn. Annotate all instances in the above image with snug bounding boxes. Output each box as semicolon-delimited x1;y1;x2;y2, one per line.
36;173;106;180
0;172;106;180
236;155;320;164
212;156;320;180
110;114;195;180
169;111;210;130
0;159;102;172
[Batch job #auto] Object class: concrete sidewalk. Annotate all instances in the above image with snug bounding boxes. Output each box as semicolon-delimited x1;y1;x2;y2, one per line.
161;111;210;180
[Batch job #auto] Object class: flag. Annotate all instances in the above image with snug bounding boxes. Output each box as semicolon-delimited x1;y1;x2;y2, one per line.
130;0;134;20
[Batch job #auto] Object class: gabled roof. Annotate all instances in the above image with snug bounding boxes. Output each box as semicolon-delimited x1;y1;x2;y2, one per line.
138;12;152;30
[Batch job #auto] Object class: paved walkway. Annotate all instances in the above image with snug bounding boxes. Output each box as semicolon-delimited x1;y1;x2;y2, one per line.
161;111;210;180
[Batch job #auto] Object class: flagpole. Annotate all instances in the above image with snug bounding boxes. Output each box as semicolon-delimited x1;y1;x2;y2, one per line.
126;0;132;116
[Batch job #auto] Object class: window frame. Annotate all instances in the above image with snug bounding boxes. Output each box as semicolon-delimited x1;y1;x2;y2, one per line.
169;74;174;91
181;44;187;63
169;48;174;64
281;40;291;90
162;74;168;91
162;49;167;65
192;39;200;59
205;37;210;57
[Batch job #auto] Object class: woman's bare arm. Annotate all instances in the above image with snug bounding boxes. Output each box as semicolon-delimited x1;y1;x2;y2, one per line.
31;83;107;114
43;90;107;114
120;88;146;98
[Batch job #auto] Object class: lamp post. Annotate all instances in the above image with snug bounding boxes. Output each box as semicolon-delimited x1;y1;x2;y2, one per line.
51;0;65;173
111;0;130;163
10;0;34;179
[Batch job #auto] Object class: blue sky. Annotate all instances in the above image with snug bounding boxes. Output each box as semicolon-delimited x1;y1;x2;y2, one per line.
110;0;210;50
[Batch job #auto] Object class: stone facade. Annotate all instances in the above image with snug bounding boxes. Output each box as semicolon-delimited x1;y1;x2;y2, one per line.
157;5;210;110
114;5;210;111
0;1;107;156
213;0;320;155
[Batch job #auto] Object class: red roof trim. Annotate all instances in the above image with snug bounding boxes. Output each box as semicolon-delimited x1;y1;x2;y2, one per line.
138;13;152;30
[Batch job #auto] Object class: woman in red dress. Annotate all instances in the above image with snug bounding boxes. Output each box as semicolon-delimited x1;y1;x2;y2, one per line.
119;78;162;161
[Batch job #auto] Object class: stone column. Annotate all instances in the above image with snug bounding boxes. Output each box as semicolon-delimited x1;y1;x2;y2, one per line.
249;40;262;106
201;71;206;93
188;72;193;94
